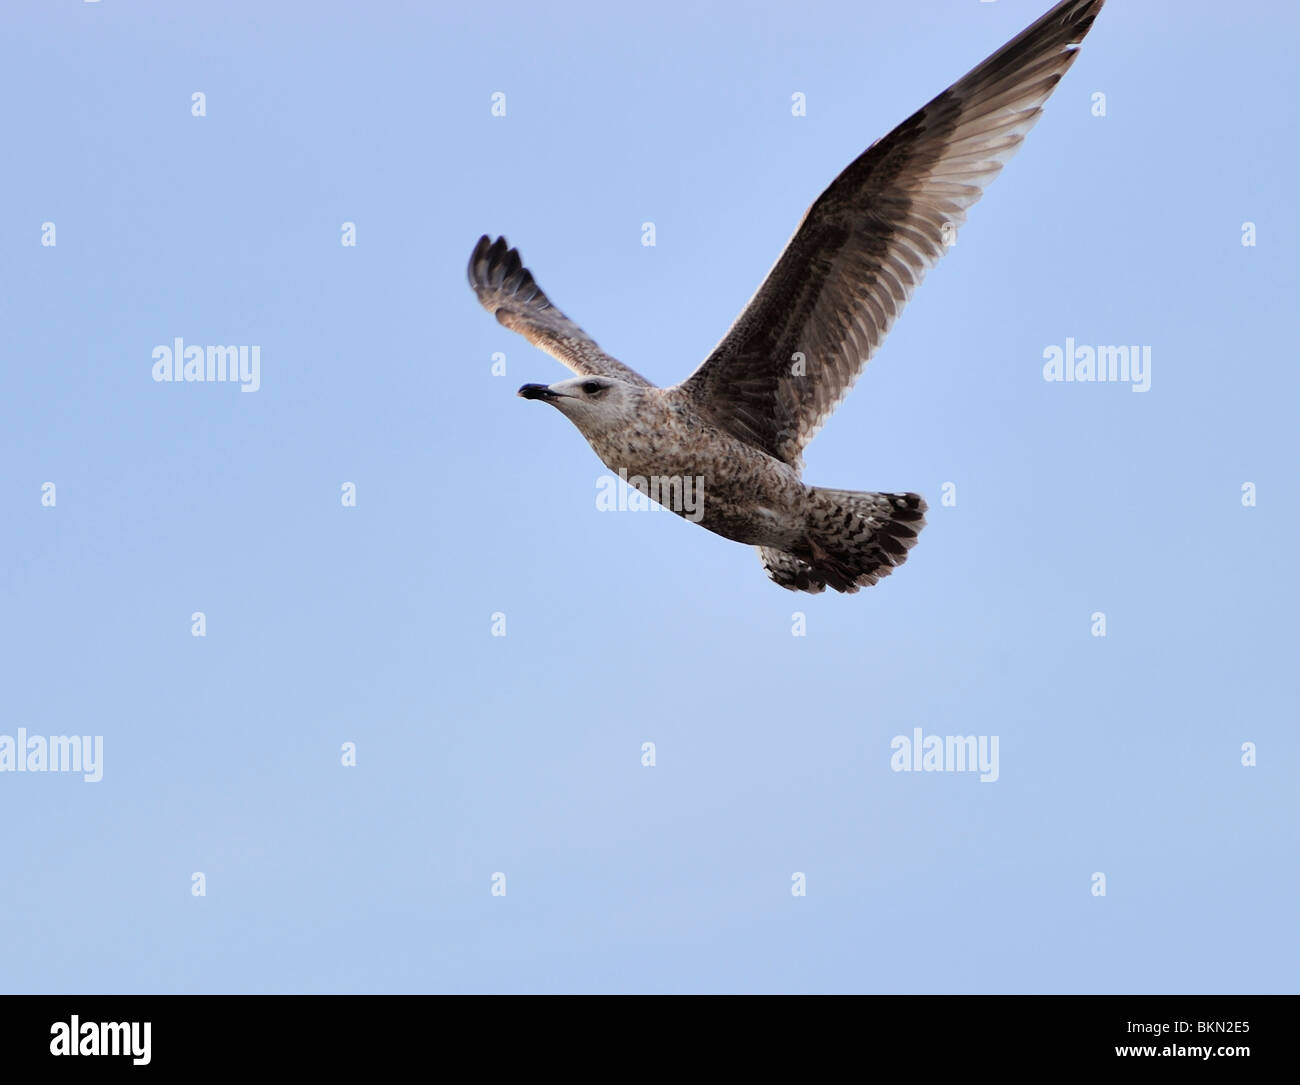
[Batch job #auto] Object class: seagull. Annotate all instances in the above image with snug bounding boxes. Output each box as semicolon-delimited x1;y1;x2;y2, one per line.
470;0;1104;593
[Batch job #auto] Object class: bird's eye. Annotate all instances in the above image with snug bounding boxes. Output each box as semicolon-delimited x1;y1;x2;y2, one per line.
582;380;604;395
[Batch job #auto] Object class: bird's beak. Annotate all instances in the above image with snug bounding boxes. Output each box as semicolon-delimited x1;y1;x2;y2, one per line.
518;383;561;401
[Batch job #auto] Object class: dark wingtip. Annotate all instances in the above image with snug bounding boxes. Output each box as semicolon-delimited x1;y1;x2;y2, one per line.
468;235;550;313
468;234;510;290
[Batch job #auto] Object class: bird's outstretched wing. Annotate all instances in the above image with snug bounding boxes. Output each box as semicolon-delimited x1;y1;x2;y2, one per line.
468;235;653;387
677;0;1104;467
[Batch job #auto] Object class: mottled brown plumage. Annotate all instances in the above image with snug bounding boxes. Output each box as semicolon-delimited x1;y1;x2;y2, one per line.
469;0;1104;593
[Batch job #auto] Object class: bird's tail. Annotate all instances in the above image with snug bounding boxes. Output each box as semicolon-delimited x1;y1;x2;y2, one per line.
759;489;927;594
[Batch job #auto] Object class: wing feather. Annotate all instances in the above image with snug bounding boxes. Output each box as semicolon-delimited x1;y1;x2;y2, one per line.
468;236;652;387
676;0;1105;466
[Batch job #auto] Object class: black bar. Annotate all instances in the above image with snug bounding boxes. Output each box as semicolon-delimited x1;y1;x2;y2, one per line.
1;994;1288;1072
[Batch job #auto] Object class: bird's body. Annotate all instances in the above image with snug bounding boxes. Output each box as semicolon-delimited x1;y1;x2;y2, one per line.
471;0;1105;593
569;385;802;548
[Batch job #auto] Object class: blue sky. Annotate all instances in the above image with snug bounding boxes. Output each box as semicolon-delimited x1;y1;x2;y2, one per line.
1;0;1295;993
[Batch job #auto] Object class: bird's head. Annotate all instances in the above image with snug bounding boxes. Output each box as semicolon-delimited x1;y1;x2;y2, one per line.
517;376;643;438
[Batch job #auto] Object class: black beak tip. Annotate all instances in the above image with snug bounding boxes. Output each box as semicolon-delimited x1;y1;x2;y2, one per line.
518;383;551;400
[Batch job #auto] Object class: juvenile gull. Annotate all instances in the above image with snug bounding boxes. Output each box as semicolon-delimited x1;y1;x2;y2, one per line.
470;0;1104;593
